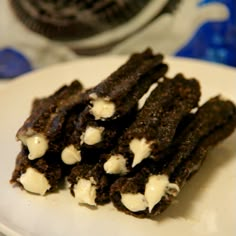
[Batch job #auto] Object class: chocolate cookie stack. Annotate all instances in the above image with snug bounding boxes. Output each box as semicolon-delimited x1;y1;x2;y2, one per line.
10;49;236;218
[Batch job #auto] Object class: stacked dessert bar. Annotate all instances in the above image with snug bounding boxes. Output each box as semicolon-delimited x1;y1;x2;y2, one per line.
11;49;236;218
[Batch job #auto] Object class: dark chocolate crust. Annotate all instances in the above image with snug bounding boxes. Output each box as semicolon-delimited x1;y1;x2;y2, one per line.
17;80;83;135
16;80;85;153
129;74;200;144
154;106;236;215
60;106;138;165
107;74;201;171
10;49;236;220
10;146;64;193
171;104;236;188
80;105;138;150
88;49;168;120
62;49;167;162
110;96;236;218
68;162;117;205
162;96;236;177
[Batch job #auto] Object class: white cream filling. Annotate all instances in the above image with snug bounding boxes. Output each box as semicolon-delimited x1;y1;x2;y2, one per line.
25;134;48;160
145;175;179;212
121;193;148;212
19;167;51;195
61;145;81;165
129;138;152;167
89;94;115;120
121;174;179;213
103;154;128;175
82;126;104;145
73;178;97;206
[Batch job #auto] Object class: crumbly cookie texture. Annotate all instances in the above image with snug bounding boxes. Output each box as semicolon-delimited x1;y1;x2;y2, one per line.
16;80;84;160
104;74;201;173
110;96;236;218
10;49;236;218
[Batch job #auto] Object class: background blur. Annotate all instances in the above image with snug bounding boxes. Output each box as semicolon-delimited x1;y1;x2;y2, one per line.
0;0;235;80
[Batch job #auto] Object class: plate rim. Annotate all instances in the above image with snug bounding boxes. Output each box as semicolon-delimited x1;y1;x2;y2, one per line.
1;55;236;93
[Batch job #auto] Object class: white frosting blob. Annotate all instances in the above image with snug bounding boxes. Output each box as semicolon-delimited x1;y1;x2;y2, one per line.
103;154;128;175
145;175;179;212
73;178;97;206
120;174;180;213
82;126;104;145
19;167;51;195
26;134;48;160
129;138;152;167
61;145;81;165
121;193;148;212
90;97;115;120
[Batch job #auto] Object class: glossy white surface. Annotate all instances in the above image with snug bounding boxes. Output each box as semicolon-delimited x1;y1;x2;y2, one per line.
19;167;51;196
73;178;97;206
129;138;152;167
90;97;115;120
0;56;236;236
61;145;81;165
104;154;128;175
145;175;179;212
25;134;48;160
82;126;104;145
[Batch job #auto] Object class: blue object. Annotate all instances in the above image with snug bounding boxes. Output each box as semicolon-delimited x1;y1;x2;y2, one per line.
176;0;236;67
0;47;32;78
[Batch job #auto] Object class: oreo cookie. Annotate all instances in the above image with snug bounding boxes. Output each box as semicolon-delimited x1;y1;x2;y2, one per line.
10;0;150;40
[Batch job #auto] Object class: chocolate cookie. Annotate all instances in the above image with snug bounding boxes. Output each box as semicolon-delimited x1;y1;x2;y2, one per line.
10;0;151;40
104;74;201;174
10;146;65;195
61;49;168;165
16;80;85;160
110;96;236;218
68;161;117;206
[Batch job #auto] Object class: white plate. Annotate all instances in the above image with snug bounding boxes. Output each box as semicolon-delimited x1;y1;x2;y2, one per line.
0;56;236;236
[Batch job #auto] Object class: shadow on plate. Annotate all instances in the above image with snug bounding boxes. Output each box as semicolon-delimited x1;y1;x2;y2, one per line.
155;136;236;222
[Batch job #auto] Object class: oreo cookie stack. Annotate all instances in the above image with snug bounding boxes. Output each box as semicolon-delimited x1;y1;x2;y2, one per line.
10;49;236;218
